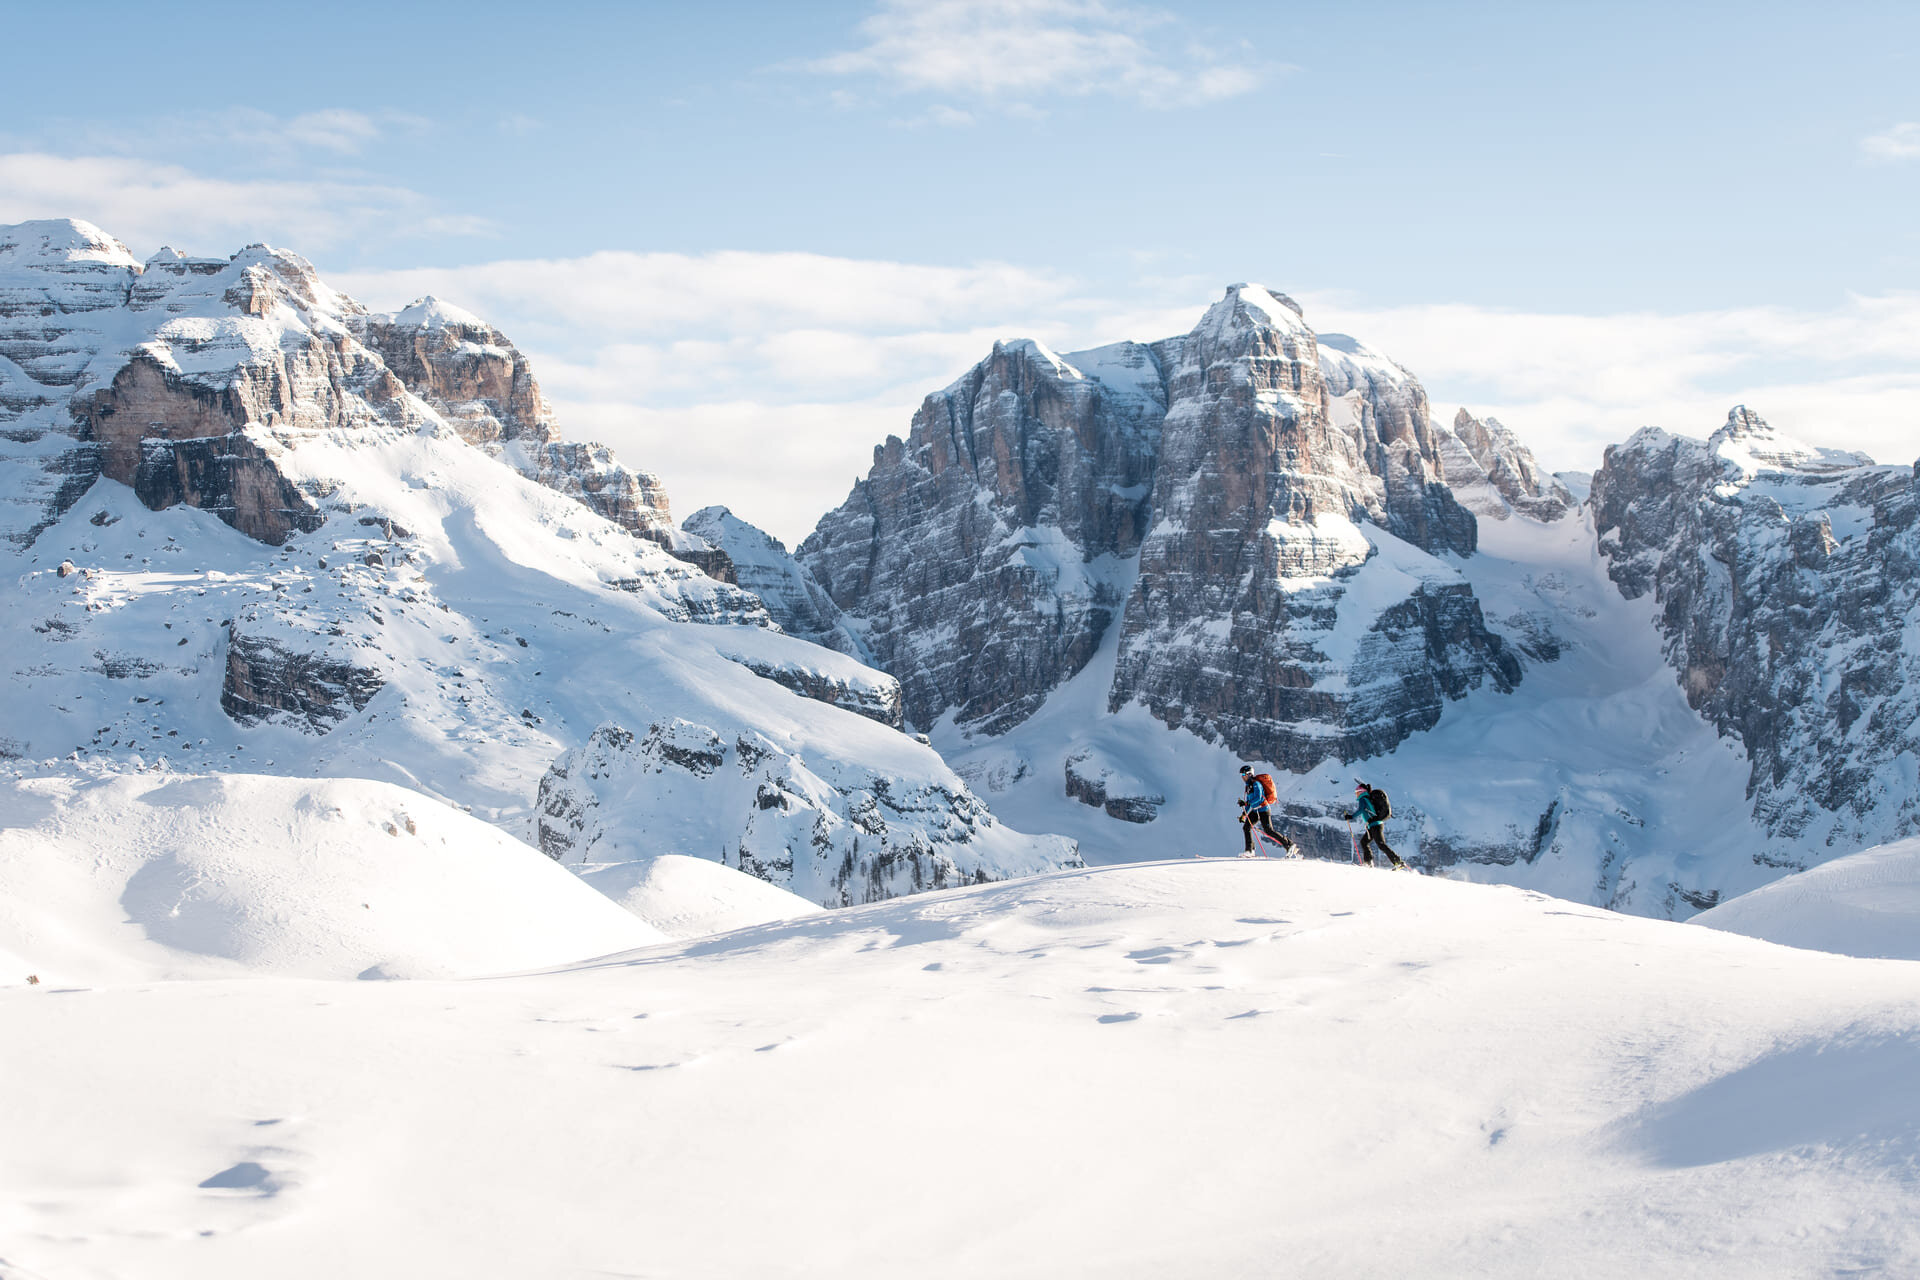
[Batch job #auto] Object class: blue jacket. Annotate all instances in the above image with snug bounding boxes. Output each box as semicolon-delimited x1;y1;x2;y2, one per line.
1351;790;1383;826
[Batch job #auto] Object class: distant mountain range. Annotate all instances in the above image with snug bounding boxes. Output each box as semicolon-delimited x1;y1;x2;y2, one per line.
4;218;1913;919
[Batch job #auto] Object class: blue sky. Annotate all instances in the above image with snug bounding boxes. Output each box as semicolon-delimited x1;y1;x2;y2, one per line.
4;0;1917;541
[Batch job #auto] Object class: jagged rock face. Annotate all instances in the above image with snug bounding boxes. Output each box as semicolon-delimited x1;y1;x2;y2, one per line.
535;721;1081;905
683;505;870;660
801;338;1163;733
1440;408;1575;522
222;633;385;733
711;648;903;729
1063;747;1164;823
1317;334;1477;556
1591;407;1920;850
0;220;729;578
799;287;1507;771
1108;289;1511;769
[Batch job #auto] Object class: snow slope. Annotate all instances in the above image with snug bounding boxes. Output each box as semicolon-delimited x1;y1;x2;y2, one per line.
1692;837;1920;960
4;861;1919;1277
574;853;822;938
0;771;663;982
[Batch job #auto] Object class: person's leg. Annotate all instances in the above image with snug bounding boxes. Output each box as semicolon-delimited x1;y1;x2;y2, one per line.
1357;827;1375;865
1255;811;1284;849
1371;824;1405;867
1241;814;1255;853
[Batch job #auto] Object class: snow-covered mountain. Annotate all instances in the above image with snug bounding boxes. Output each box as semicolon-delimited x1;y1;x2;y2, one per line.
1591;408;1920;855
798;286;1524;770
0;219;1079;908
0;219;729;572
725;287;1918;916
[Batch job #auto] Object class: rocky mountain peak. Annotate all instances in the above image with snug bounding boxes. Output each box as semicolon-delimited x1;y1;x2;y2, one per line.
0;217;732;579
390;294;489;330
1213;282;1308;326
800;283;1515;769
1708;405;1875;475
1439;407;1574;522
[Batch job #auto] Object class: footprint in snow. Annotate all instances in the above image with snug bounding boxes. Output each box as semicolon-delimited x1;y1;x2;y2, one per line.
198;1161;283;1195
1097;1012;1143;1024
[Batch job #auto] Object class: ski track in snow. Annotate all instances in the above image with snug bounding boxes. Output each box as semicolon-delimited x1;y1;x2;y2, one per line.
4;860;1920;1278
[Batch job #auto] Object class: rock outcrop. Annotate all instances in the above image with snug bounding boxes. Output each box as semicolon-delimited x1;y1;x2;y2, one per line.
221;632;386;733
800;285;1519;771
535;721;1080;905
1591;407;1920;852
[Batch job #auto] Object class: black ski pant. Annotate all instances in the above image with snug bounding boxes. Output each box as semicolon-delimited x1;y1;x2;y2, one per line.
1359;823;1403;866
1243;809;1286;853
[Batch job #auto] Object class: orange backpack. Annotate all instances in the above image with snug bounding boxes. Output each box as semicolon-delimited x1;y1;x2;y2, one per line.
1252;773;1277;805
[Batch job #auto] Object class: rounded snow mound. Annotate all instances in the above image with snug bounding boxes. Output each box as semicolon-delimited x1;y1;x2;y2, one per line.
0;772;665;983
1692;837;1920;960
575;854;823;939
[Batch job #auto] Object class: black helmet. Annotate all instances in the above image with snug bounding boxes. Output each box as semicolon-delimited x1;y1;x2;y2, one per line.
1239;764;1253;775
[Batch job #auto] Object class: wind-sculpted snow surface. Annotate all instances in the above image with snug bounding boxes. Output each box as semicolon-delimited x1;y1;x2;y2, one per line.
0;771;662;980
0;219;1078;911
800;286;1517;769
1693;837;1920;960
1591;408;1920;856
7;862;1920;1276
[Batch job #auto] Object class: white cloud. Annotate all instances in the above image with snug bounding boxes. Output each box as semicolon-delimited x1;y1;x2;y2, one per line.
64;107;425;162
0;152;495;256
812;0;1269;108
273;109;388;154
1861;122;1920;163
335;251;1920;547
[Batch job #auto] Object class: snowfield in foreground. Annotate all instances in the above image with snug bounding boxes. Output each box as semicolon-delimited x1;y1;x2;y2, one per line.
5;861;1920;1278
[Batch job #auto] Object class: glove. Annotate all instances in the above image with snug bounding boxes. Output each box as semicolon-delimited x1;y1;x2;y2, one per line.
1342;812;1353;822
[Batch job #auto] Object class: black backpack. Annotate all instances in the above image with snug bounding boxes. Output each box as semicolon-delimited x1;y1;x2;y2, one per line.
1368;786;1392;820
